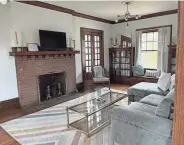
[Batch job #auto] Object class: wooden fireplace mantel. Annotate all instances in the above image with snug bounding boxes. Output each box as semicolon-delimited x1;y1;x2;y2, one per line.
9;50;80;57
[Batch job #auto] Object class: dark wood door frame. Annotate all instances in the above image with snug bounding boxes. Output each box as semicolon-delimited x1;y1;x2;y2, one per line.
172;1;184;145
80;27;104;84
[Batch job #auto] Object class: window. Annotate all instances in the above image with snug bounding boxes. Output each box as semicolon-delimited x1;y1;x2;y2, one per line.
141;31;158;69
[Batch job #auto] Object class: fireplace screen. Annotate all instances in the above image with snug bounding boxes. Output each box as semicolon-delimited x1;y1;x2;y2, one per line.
39;72;66;102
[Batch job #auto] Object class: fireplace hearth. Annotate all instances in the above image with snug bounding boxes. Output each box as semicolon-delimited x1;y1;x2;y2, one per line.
39;72;66;102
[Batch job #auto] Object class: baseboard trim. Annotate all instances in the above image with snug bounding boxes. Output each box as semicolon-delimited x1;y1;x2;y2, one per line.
0;98;20;109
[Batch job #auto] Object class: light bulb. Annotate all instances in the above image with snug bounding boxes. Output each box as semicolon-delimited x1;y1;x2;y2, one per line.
126;22;129;28
0;0;7;5
135;15;139;19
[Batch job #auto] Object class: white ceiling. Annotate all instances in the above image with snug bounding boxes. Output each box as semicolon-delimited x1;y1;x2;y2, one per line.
44;1;178;21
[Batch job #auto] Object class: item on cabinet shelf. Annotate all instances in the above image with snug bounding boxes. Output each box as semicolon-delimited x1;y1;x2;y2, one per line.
114;37;119;48
27;43;39;51
110;37;114;47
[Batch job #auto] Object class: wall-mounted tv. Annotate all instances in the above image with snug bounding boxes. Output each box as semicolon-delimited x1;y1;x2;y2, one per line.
39;30;67;51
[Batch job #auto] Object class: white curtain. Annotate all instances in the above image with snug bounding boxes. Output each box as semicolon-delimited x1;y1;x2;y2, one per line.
157;27;171;72
135;31;142;66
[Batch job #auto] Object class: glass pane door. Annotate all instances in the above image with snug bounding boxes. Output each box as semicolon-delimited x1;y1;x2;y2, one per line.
85;34;92;73
92;33;103;67
81;28;104;83
94;35;100;66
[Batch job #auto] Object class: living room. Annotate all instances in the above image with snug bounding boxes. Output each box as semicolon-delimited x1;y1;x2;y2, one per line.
0;1;184;145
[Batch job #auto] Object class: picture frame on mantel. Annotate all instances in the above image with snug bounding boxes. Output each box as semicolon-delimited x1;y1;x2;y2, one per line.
27;43;39;51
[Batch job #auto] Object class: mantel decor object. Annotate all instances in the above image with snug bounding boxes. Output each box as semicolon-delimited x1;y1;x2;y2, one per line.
27;43;39;51
14;31;23;51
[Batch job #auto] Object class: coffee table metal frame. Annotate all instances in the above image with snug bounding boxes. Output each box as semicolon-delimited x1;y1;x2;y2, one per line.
66;91;127;137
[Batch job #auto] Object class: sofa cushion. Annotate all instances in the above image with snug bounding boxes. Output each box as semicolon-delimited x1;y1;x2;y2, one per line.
132;65;144;76
145;70;161;78
128;102;156;115
155;89;175;118
157;72;171;91
111;106;173;138
128;82;168;98
139;94;165;107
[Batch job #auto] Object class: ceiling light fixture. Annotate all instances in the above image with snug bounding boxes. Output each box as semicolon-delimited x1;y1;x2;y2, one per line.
115;1;141;26
126;22;129;28
0;0;7;5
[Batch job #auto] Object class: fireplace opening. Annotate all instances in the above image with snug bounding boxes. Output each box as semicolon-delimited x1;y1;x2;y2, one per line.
39;72;66;102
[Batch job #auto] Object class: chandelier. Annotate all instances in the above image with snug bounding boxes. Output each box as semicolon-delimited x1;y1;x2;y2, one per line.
115;1;141;27
0;0;9;5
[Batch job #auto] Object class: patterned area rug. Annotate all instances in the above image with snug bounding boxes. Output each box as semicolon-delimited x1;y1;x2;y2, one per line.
0;88;128;145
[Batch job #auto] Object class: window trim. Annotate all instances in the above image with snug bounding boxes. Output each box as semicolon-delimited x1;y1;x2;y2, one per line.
141;30;158;69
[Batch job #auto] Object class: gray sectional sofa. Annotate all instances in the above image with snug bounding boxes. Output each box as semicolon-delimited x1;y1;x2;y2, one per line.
127;82;169;103
111;88;174;145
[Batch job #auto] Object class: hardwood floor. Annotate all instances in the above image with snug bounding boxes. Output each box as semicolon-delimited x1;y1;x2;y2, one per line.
0;84;129;145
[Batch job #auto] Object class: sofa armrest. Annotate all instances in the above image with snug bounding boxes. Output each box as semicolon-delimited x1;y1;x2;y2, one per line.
111;106;172;138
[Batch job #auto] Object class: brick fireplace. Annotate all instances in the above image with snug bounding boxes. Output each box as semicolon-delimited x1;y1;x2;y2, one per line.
11;50;79;107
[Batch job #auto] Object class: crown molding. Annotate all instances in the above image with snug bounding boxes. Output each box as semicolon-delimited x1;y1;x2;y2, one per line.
18;1;177;25
113;9;178;24
18;1;114;24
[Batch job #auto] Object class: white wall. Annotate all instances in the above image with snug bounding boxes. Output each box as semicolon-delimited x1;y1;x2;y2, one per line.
0;2;178;101
0;2;111;101
11;2;73;47
0;4;18;101
10;2;111;83
112;14;178;46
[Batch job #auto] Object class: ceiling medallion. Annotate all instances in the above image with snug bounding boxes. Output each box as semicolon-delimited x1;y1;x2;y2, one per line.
115;1;141;28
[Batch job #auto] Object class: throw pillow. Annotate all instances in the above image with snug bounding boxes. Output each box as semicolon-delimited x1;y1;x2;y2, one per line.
169;74;175;90
157;72;171;91
155;89;175;118
145;70;161;78
132;65;144;76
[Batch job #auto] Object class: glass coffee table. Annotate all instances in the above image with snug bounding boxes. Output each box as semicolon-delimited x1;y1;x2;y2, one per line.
66;90;127;137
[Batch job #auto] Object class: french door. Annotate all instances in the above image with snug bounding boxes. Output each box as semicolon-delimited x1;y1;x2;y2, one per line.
81;28;104;84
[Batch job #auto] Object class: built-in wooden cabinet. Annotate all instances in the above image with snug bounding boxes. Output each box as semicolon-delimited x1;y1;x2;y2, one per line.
109;47;135;83
109;47;158;85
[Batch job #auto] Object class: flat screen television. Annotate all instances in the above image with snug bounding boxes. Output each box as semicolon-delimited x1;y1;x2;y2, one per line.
39;30;67;51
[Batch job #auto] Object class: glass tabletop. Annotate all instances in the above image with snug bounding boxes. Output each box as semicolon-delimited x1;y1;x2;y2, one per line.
69;91;126;115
